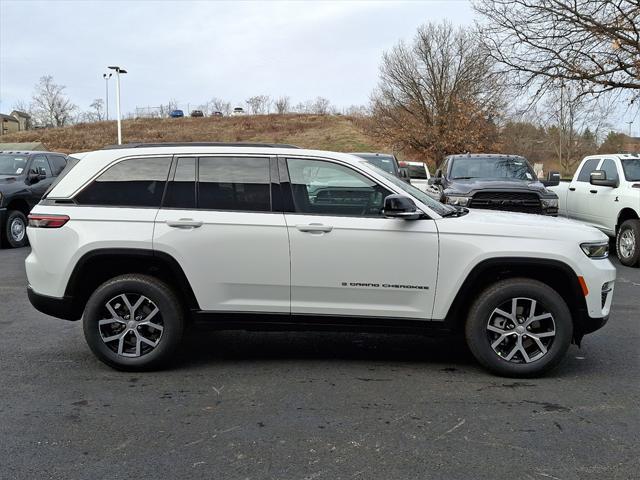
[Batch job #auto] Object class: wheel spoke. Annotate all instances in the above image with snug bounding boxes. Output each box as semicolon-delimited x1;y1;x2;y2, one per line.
139;320;163;332
510;298;518;318
494;308;513;320
520;345;532;363
117;335;125;355
105;303;121;320
137;332;159;347
99;318;124;327
533;330;555;338
491;334;507;349
487;324;507;334
505;341;520;361
528;299;537;318
530;335;548;355
142;306;159;323
120;294;134;314
102;331;125;343
131;295;146;315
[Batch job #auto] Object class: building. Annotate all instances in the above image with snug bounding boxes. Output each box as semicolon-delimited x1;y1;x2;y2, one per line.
0;114;19;136
10;110;31;131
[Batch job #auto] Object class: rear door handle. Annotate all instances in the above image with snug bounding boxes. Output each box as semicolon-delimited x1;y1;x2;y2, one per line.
296;223;333;233
590;190;598;194
569;187;576;192
166;218;203;229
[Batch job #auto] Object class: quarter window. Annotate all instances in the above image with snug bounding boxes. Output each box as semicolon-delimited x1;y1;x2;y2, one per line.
75;156;171;207
576;158;600;182
197;157;271;211
47;155;67;176
286;158;390;217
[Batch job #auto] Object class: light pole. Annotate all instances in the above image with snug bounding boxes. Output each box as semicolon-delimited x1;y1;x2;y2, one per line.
108;65;127;145
102;73;112;121
627;121;633;137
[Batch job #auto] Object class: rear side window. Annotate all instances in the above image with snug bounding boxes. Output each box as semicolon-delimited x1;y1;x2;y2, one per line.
75;157;171;207
47;155;67;176
576;158;600;182
197;157;271;211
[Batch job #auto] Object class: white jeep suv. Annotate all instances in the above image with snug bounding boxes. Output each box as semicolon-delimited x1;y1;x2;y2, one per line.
26;143;616;376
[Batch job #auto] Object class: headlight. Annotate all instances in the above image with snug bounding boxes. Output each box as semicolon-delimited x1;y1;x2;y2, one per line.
445;195;470;206
541;198;558;208
580;242;609;259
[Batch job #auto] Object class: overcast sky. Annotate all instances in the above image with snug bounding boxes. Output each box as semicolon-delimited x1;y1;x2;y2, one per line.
0;0;475;115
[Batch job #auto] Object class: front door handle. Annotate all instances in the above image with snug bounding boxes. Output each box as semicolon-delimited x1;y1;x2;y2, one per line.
296;223;333;233
569;187;576;192
590;190;598;194
166;218;203;229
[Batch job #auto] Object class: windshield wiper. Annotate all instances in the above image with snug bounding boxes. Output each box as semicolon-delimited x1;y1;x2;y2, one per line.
440;207;469;218
451;176;476;180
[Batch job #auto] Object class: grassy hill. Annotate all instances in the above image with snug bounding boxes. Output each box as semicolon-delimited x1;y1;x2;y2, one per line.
0;114;386;154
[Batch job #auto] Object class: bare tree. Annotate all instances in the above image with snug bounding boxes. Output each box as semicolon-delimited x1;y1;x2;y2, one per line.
370;21;505;162
473;0;640;104
274;96;291;114
30;75;77;127
89;98;105;122
245;95;271;115
209;97;231;116
311;97;331;115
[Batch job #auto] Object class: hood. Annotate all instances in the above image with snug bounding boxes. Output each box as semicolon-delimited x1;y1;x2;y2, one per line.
437;209;608;243
445;178;553;196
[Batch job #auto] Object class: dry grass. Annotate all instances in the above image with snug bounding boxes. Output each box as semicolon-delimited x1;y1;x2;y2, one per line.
1;114;386;154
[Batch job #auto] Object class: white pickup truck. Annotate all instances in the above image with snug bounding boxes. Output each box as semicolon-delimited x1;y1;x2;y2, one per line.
550;153;640;267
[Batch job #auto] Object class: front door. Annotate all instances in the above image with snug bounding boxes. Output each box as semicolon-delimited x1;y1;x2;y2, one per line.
281;156;439;319
28;155;55;208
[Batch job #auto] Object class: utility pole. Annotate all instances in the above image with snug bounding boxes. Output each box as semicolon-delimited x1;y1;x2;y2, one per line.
108;65;127;145
627;121;633;137
103;73;112;120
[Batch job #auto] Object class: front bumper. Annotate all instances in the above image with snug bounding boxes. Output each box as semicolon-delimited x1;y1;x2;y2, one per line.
27;286;81;321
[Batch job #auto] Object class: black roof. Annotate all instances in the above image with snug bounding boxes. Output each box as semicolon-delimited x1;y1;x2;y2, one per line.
102;142;300;150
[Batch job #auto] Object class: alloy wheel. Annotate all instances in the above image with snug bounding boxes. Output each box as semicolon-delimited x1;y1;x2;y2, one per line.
10;217;25;242
486;297;556;364
619;229;636;259
98;293;164;357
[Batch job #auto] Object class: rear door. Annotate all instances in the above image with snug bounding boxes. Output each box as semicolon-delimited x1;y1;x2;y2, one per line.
280;156;439;319
589;158;621;234
153;155;290;313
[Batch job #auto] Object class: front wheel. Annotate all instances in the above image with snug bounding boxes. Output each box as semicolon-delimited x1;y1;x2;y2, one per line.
616;219;640;267
3;210;29;248
465;278;573;377
83;274;184;371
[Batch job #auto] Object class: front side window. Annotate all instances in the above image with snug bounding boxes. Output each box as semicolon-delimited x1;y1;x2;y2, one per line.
75;156;171;207
576;158;600;182
600;159;619;182
287;158;390;217
621;158;640;181
31;155;52;177
198;156;271;211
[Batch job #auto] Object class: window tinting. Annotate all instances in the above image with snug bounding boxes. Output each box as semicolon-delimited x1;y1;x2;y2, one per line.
163;157;196;208
407;164;428;179
600;159;618;182
621;158;640;181
577;158;600;182
31;155;52;177
287;158;390;217
47;155;67;176
75;156;171;207
198;156;271;211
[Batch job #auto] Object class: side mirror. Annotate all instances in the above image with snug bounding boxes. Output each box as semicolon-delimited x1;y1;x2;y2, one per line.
383;194;422;220
435;169;443;178
590;170;618;188
542;171;561;187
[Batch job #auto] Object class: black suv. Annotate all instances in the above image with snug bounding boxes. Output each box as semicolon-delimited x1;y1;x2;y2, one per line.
428;154;560;216
0;150;68;248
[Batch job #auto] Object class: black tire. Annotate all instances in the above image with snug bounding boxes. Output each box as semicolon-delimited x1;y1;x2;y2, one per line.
465;278;572;378
3;210;29;248
83;274;184;371
616;219;640;267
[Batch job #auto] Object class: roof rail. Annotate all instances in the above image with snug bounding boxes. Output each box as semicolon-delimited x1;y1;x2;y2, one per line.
102;142;300;150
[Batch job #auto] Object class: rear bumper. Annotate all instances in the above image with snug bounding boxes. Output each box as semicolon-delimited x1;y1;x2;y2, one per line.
27;286;81;321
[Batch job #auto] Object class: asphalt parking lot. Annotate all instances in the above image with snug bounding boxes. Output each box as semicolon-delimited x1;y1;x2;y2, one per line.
1;248;638;480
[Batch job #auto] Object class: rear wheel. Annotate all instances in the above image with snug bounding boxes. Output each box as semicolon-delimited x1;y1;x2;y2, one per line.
83;274;184;371
465;278;572;377
616;219;640;267
3;210;28;248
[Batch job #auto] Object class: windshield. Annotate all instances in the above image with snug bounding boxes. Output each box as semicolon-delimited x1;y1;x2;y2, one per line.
355;154;396;175
0;154;29;176
450;157;536;180
364;163;455;216
621;159;640;181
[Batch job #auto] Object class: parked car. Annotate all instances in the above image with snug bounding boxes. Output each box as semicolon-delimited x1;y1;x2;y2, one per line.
400;160;431;192
549;153;640;267
26;143;614;376
231;107;245;116
169;110;184;118
211;111;223;117
429;154;560;215
0;150;68;248
351;152;411;182
190;110;204;118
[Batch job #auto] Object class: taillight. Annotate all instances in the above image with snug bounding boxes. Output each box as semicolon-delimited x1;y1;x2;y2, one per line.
28;214;70;228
